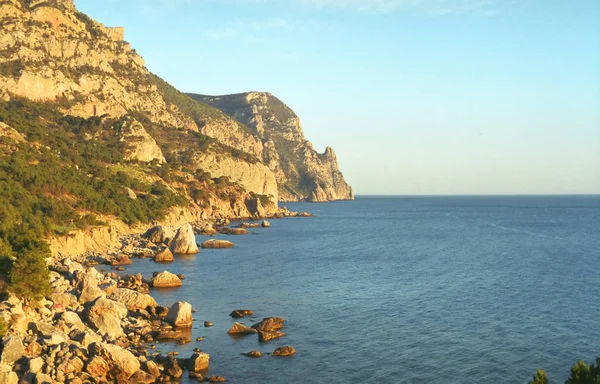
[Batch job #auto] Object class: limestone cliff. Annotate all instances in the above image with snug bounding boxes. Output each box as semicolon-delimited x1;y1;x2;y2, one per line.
0;0;280;220
188;92;354;202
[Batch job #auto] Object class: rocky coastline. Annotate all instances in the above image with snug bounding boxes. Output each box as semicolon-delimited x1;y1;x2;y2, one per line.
0;211;306;383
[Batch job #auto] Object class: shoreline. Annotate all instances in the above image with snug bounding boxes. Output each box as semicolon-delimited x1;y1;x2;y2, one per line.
0;212;309;383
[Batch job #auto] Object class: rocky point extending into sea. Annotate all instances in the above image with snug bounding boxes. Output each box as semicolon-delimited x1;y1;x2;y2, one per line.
0;211;306;384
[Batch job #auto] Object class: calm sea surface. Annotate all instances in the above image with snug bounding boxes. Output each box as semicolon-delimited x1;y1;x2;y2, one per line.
124;196;600;383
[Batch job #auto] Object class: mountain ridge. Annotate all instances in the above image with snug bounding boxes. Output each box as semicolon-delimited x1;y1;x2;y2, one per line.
188;91;354;202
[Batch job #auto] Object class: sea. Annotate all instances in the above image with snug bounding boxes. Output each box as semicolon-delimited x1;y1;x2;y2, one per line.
124;195;600;384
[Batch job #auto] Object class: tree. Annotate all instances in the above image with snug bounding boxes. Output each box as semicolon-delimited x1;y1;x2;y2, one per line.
565;359;600;384
4;228;51;302
528;369;549;384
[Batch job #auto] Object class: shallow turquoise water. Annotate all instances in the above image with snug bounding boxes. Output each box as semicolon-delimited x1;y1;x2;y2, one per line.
119;196;600;383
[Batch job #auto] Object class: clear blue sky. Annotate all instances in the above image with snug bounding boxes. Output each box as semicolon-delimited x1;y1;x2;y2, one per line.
75;0;600;195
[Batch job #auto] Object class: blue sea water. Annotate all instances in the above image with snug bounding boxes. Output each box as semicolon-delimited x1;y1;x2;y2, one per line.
126;196;600;383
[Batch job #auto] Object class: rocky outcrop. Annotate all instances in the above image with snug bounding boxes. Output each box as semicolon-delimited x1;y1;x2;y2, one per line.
118;117;165;163
169;224;199;255
165;301;192;328
189;92;353;202
0;0;194;128
191;152;278;204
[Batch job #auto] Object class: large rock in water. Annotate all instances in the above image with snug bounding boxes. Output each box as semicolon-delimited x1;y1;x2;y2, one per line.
165;301;193;327
227;322;257;335
201;239;234;249
258;330;286;342
273;346;296;357
154;248;174;262
84;297;128;339
169;224;199;254
151;271;183;288
108;288;158;310
188;352;210;372
251;317;285;332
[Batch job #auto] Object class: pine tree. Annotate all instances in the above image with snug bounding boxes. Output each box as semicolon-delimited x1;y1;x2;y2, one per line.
528;369;549;384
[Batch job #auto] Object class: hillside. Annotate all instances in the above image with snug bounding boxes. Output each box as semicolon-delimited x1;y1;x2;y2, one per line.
188;92;354;202
0;0;284;252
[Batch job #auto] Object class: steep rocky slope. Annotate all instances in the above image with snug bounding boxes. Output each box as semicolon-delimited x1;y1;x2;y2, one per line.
188;92;354;202
0;0;284;246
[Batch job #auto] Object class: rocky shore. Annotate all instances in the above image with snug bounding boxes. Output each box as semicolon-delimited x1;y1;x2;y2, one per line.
0;213;305;383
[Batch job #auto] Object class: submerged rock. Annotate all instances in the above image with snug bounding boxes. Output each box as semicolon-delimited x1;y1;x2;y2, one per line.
243;351;263;358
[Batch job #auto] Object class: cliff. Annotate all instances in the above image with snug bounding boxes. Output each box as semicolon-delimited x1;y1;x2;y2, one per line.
0;0;282;250
188;92;354;202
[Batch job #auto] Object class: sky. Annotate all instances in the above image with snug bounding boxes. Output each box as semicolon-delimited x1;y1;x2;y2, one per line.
75;0;600;195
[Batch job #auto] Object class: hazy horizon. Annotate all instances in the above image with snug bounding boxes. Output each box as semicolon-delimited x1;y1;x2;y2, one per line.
76;0;600;195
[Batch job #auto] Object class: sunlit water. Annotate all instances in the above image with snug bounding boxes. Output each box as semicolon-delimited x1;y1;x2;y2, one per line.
117;196;600;383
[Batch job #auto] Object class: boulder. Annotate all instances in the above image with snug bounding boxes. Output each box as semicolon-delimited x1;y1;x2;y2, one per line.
229;309;253;318
187;352;210;372
227;322;257;335
114;255;132;265
28;357;44;373
145;360;161;377
164;356;182;378
0;335;24;365
169;224;199;254
143;226;176;245
59;311;85;331
244;351;262;358
165;301;193;328
151;271;182;288
272;346;295;357
85;355;109;377
201;239;234;249
108;288;158;310
0;364;18;384
251;317;285;332
262;220;271;228
78;285;106;304
154;248;174;263
84;297;128;339
204;321;213;327
103;343;140;381
50;292;77;308
258;330;286;342
208;376;227;382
